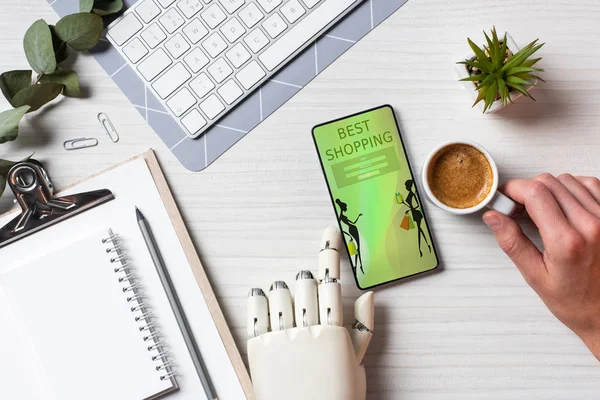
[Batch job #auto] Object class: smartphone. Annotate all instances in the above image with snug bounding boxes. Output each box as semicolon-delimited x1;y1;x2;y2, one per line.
312;105;439;289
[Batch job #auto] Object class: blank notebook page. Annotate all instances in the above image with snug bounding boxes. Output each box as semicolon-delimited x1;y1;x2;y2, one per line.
1;231;175;400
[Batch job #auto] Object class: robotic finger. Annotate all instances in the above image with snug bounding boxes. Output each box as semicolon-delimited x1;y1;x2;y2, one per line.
268;281;294;331
294;271;319;327
247;288;269;338
351;292;374;364
318;227;343;326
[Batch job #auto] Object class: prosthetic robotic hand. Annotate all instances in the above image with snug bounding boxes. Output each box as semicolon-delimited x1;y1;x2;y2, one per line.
247;227;375;400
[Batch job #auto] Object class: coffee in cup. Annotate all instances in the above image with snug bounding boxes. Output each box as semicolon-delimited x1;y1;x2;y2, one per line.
427;143;494;209
421;141;516;215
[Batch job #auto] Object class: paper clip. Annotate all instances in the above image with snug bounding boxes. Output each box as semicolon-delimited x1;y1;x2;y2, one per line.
98;112;119;143
63;137;98;150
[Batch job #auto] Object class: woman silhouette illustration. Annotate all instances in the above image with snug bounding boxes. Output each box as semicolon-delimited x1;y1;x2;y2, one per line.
335;199;364;274
404;180;432;257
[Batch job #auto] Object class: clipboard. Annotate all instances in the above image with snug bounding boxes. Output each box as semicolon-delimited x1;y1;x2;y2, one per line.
0;149;254;399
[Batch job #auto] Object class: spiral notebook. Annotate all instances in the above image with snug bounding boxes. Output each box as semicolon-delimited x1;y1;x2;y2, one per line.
0;151;253;400
1;229;176;400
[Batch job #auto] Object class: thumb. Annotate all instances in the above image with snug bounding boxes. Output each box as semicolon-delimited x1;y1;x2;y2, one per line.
351;292;374;364
483;210;546;287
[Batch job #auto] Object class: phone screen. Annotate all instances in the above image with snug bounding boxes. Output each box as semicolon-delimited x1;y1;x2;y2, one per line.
312;105;439;289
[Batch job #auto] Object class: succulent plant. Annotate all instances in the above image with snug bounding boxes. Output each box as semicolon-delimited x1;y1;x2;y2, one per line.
458;27;545;113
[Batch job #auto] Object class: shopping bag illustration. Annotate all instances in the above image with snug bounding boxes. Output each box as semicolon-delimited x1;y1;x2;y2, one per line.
348;238;358;255
400;215;410;230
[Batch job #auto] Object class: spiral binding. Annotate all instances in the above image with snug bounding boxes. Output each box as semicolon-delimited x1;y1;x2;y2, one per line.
104;229;176;382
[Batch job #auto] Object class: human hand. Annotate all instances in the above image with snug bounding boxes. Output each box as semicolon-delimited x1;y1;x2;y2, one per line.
482;174;600;359
246;227;375;400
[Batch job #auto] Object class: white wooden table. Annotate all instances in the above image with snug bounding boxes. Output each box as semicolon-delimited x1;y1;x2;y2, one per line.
1;0;600;398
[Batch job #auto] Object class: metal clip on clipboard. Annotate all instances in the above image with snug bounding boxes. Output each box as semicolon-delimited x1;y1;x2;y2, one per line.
0;160;114;249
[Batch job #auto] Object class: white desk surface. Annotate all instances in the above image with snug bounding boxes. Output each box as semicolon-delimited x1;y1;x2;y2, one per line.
1;0;600;398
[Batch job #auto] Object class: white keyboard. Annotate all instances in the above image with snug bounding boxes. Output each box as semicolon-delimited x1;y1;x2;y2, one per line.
107;0;363;138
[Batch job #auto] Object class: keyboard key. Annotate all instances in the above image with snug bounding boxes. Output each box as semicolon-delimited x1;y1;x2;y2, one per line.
262;13;287;38
156;0;176;7
184;47;210;72
107;14;143;45
136;0;161;23
260;0;355;71
183;18;209;43
141;23;167;48
181;109;207;136
152;63;192;98
218;0;245;14
159;8;185;33
202;32;228;57
238;3;264;28
244;28;269;53
167;87;196;116
200;94;225;119
137;48;172;80
218;79;243;104
300;0;319;8
190;73;215;98
165;33;191;58
225;43;251;68
281;0;305;23
122;38;148;63
177;0;203;18
201;4;227;29
220;18;246;43
207;58;233;83
257;0;282;13
236;60;265;89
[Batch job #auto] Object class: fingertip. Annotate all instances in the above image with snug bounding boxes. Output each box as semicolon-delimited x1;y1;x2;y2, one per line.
483;210;505;231
354;292;374;331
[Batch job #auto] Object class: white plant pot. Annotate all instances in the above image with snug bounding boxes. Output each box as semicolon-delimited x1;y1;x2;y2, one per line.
455;32;538;114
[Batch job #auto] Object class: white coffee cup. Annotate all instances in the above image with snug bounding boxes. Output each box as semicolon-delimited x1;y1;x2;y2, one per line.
421;140;517;215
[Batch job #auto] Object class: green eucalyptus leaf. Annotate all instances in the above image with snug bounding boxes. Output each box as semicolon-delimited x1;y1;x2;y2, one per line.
11;83;64;112
0;70;32;103
92;0;124;16
0;106;30;144
0;157;27;176
0;156;30;198
23;19;57;75
80;0;94;12
49;25;70;64
55;13;104;51
39;69;81;97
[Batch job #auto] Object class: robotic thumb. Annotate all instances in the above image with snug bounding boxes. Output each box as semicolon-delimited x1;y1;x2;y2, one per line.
351;292;374;364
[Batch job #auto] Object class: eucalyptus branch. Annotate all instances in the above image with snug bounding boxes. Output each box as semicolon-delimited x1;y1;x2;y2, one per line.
0;0;124;199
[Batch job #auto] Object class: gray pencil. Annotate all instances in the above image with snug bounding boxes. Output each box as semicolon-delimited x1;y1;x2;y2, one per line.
136;207;218;400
